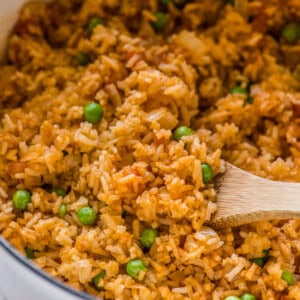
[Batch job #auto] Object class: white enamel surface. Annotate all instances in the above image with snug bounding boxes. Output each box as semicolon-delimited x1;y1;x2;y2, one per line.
0;0;27;59
0;1;89;299
0;240;91;300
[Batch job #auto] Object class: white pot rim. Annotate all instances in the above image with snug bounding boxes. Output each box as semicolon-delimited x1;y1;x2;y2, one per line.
0;1;94;298
0;237;93;300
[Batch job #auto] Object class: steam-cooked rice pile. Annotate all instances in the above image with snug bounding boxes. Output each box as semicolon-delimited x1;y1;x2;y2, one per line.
1;0;300;299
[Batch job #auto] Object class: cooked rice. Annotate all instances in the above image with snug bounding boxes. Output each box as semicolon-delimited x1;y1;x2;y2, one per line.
1;0;300;299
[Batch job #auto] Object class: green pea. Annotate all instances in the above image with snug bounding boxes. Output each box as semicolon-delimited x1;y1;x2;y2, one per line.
92;270;106;291
229;86;248;95
83;103;104;124
58;204;67;218
224;297;240;300
250;257;264;267
201;163;214;183
240;294;256;300
250;249;270;267
87;17;105;35
246;97;254;104
126;259;147;279
262;249;270;263
160;0;171;4
172;0;188;8
52;187;66;197
282;22;300;43
246;80;253;90
77;206;97;225
25;247;35;259
13;190;31;210
151;12;168;31
281;270;294;286
173;126;194;141
76;52;91;66
140;228;158;249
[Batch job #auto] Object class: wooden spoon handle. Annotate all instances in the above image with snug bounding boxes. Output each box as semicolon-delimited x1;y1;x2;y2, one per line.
210;163;300;228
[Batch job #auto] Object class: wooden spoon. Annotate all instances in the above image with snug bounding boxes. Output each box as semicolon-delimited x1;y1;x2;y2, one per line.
209;162;300;228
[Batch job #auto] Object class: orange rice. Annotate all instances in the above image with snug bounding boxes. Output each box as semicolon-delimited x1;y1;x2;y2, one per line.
1;0;300;299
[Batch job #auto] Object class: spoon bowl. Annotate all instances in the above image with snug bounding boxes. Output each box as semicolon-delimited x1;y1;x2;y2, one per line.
209;163;300;228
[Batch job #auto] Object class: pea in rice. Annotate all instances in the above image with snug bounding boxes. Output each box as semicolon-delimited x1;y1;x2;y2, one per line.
1;0;300;299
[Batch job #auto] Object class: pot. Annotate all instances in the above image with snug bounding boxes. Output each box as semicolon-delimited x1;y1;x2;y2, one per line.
0;237;92;300
0;1;93;299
